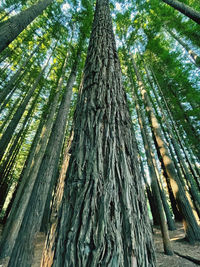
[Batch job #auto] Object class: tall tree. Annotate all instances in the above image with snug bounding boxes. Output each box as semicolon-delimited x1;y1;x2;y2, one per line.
0;0;53;53
7;45;81;267
162;0;200;25
51;0;156;266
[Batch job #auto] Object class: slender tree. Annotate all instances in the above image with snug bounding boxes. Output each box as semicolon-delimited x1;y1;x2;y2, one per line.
8;46;81;267
131;56;200;242
162;0;200;25
0;0;53;53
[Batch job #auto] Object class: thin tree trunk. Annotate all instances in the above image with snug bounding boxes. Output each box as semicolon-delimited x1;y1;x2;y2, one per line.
0;89;41;211
132;82;173;255
41;132;73;267
165;27;200;67
51;1;156;266
0;43;40;104
149;65;200;185
131;56;200;242
8;49;79;267
0;55;66;259
0;58;49;163
144;63;200;217
0;0;53;53
162;0;200;25
0;111;45;226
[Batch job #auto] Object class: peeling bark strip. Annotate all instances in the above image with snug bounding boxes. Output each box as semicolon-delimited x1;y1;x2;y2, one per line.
0;0;53;53
52;0;156;266
162;0;200;25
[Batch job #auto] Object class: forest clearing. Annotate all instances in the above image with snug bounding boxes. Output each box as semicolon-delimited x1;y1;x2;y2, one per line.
0;0;199;266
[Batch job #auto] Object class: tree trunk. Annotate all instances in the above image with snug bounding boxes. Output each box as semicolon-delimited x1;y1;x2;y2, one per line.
41;132;73;267
162;0;200;25
0;55;67;259
0;89;40;211
0;43;40;104
132;83;173;255
125;51;173;254
131;56;200;242
0;59;49;163
149;65;200;186
144;63;200;217
51;1;156;266
166;27;200;67
0;0;53;53
8;50;79;267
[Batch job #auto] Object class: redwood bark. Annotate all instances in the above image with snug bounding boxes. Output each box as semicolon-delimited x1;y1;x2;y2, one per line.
51;0;156;266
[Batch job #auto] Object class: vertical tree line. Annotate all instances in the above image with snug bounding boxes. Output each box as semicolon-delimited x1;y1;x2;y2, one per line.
0;0;199;266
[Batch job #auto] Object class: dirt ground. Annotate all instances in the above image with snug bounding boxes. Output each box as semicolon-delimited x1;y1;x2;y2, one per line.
154;223;200;266
0;223;200;266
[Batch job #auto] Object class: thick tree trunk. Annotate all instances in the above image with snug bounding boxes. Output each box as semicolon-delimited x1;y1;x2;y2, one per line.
162;0;200;25
131;57;200;242
0;0;53;53
8;51;79;267
51;1;156;266
0;56;67;259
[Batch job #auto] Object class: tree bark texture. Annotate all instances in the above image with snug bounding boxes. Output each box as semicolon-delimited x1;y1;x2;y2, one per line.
162;0;200;25
7;52;78;267
0;0;53;53
51;1;156;266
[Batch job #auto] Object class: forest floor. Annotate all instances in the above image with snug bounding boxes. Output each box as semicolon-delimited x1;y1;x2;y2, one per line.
0;222;200;266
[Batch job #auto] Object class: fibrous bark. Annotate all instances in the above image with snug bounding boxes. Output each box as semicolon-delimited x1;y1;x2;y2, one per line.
51;0;156;266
